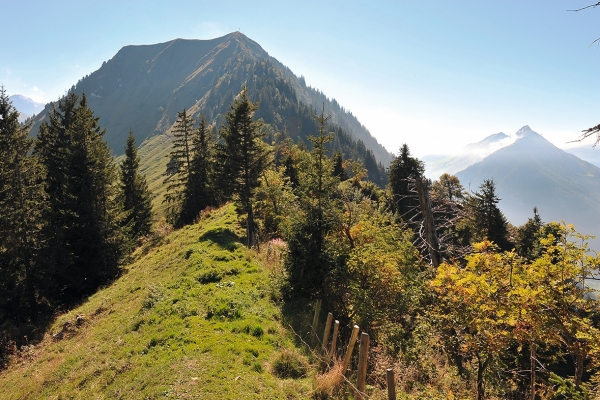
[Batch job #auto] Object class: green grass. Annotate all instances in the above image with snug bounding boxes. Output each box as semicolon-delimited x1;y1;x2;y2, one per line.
0;204;312;399
113;132;174;219
136;133;174;219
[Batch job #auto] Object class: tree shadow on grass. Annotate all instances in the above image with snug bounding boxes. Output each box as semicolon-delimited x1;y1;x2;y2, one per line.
281;297;317;348
280;296;356;363
198;227;241;251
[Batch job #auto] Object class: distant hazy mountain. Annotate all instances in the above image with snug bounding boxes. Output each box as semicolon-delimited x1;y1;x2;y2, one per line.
423;132;514;179
456;126;600;245
566;144;600;168
29;33;393;175
9;94;44;123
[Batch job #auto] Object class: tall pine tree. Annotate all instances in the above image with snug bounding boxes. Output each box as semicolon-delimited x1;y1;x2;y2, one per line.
0;86;47;320
468;179;511;251
35;92;128;302
183;115;213;220
388;143;425;220
164;109;195;227
515;207;543;260
284;105;338;299
120;129;153;239
216;87;270;247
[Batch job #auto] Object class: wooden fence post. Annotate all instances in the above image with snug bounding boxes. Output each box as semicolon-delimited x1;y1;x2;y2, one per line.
322;312;333;355
311;299;321;340
386;368;396;400
357;332;370;396
343;325;360;374
329;320;339;359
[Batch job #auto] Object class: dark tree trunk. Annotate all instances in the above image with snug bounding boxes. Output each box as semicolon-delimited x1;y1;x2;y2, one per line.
477;354;491;400
574;351;584;387
247;205;254;248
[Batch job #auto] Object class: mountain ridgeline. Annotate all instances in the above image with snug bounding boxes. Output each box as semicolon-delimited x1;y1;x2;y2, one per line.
456;126;600;245
422;131;512;179
29;32;392;186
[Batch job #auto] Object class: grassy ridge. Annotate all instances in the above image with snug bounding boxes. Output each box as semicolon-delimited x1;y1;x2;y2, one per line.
0;204;311;399
136;133;174;218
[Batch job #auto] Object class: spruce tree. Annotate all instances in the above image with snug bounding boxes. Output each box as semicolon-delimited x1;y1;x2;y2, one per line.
35;92;128;302
284;106;337;299
0;86;47;320
468;179;511;251
216;87;270;247
515;207;543;260
182;115;213;220
164;109;195;227
388;143;425;219
303;105;337;213
332;150;348;181
120;129;153;239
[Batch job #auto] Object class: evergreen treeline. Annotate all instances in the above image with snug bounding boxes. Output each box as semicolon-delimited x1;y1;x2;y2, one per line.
0;89;153;356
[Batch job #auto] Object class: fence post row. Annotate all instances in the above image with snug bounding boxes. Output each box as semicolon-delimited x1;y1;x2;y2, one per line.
316;311;397;400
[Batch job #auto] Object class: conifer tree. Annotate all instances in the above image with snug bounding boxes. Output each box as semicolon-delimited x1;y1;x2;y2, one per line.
35;92;128;301
388;143;425;219
0;86;47;319
181;115;213;222
216;87;270;247
468;179;511;251
305;105;336;213
332;150;348;181
284;105;337;299
120;129;153;239
515;207;543;260
164;109;195;227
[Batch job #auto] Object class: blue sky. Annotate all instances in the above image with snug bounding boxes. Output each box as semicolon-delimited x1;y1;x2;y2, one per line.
1;0;598;156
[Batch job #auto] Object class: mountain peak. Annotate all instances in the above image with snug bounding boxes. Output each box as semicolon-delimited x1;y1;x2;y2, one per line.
465;132;510;152
516;125;535;137
511;126;552;149
9;94;44;119
456;125;600;248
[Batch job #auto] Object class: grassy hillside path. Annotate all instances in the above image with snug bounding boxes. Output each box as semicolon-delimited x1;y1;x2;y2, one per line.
0;204;311;399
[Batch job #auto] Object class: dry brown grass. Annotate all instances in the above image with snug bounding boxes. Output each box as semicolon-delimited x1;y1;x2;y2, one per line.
368;340;472;399
313;360;346;399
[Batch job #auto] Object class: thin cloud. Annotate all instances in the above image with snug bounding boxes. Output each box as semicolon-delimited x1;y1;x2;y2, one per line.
27;85;46;103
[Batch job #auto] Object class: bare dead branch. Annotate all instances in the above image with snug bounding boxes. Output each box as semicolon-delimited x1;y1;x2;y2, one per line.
568;124;600;147
567;2;600;46
568;2;600;12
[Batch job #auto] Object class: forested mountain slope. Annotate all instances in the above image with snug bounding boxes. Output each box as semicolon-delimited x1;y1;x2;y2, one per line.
29;32;391;184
